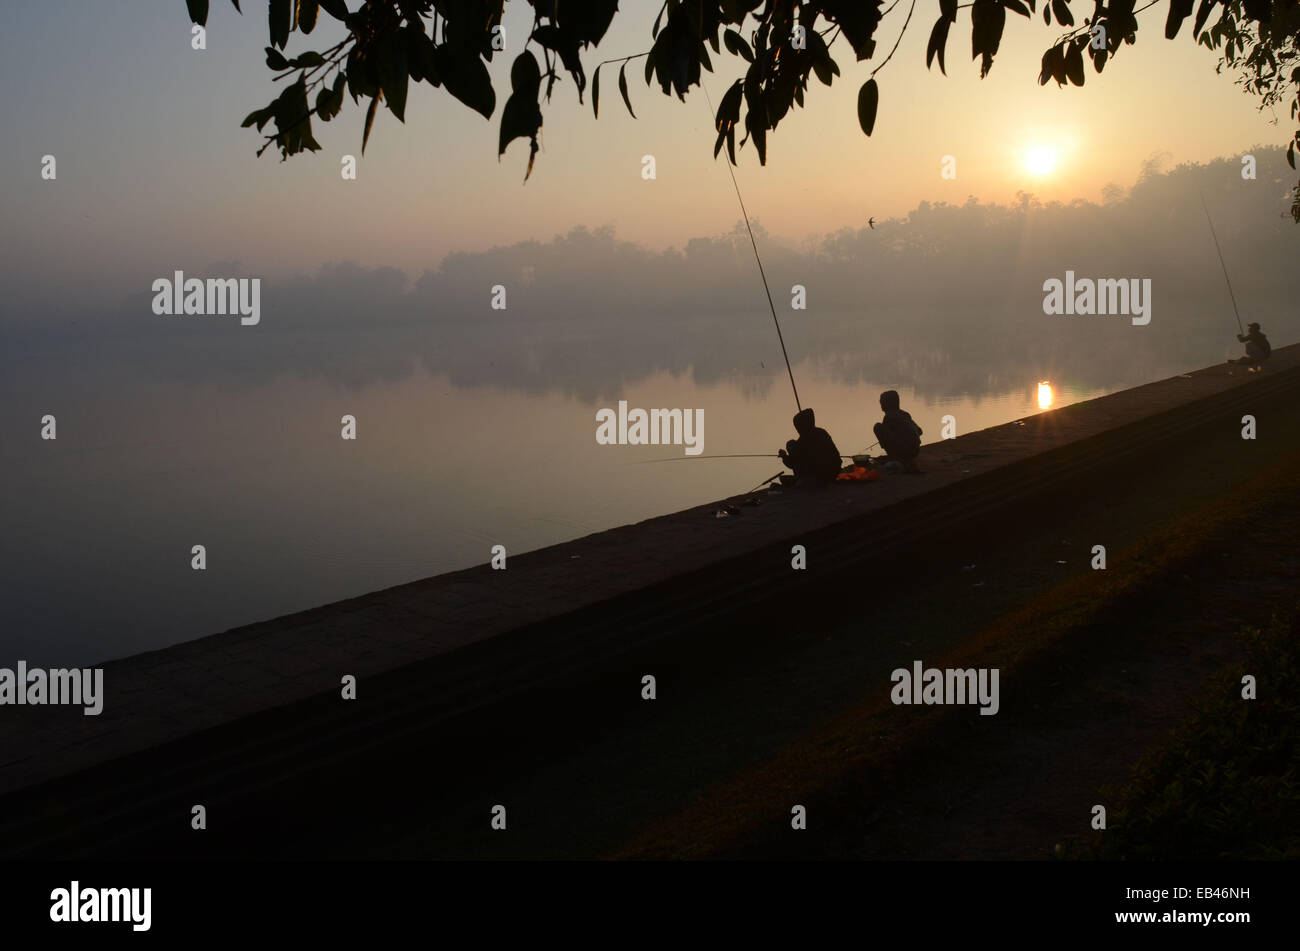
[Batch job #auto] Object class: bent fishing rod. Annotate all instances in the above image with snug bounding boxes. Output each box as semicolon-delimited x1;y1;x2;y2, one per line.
704;87;802;414
1199;191;1245;336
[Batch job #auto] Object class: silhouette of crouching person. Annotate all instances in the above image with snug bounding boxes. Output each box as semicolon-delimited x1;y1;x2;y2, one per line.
874;390;924;474
1232;322;1271;370
779;408;842;487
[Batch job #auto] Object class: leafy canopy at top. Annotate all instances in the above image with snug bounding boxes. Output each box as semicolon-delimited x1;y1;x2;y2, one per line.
188;0;1300;218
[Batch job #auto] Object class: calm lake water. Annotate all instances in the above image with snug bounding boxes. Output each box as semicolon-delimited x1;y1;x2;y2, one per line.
3;353;1143;667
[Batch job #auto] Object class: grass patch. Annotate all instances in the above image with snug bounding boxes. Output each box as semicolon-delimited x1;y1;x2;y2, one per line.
1069;603;1300;861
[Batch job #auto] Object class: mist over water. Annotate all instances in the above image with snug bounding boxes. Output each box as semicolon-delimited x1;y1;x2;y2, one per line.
3;152;1296;665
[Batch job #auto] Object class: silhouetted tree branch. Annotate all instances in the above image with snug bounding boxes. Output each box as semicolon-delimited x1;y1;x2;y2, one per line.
185;0;1300;218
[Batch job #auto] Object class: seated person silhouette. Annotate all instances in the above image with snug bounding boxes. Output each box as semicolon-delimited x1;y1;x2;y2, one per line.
778;408;842;487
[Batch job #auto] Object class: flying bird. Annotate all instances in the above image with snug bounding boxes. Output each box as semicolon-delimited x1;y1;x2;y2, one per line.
868;217;876;229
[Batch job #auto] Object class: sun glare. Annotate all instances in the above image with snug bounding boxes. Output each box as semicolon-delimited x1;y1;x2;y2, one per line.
1025;146;1057;176
1037;381;1055;409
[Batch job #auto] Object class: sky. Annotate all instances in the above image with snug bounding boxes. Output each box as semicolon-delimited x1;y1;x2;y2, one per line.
0;0;1293;306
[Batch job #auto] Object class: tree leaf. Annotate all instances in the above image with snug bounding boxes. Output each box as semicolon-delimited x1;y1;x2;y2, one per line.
1065;39;1085;86
409;27;440;86
318;0;348;21
266;46;289;70
531;23;586;94
970;0;1006;78
377;32;409;122
858;78;879;136
723;28;754;62
1038;46;1057;85
1050;0;1074;26
717;80;742;130
556;0;617;47
499;92;542;156
511;50;541;92
1109;0;1138;41
832;0;885;59
1240;0;1268;25
269;0;292;50
749;109;767;164
270;78;315;157
186;0;210;26
807;29;839;86
714;78;743;161
1052;43;1069;83
619;62;636;118
592;63;602;118
437;45;495;118
1004;0;1032;17
315;74;344;121
940;0;958;21
299;0;319;34
362;93;379;153
927;16;951;75
1193;0;1217;39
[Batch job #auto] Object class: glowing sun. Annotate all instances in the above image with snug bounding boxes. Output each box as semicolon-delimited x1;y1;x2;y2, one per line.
1025;145;1057;176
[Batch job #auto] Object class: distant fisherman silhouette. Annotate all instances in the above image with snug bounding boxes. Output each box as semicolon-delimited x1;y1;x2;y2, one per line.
779;408;841;486
1231;322;1271;371
874;390;923;474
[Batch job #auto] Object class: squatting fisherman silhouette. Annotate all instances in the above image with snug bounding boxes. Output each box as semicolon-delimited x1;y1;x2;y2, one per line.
1231;322;1271;371
779;408;842;486
874;390;924;474
1201;196;1270;374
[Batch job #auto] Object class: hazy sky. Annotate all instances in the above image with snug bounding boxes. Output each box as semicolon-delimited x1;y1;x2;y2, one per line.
1;0;1291;304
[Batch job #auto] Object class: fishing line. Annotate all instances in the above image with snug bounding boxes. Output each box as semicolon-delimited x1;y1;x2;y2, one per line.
704;86;802;414
635;453;780;463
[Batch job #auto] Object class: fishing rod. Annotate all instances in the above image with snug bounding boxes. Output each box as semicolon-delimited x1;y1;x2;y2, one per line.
637;451;871;464
704;87;802;414
1199;191;1245;336
746;471;785;494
